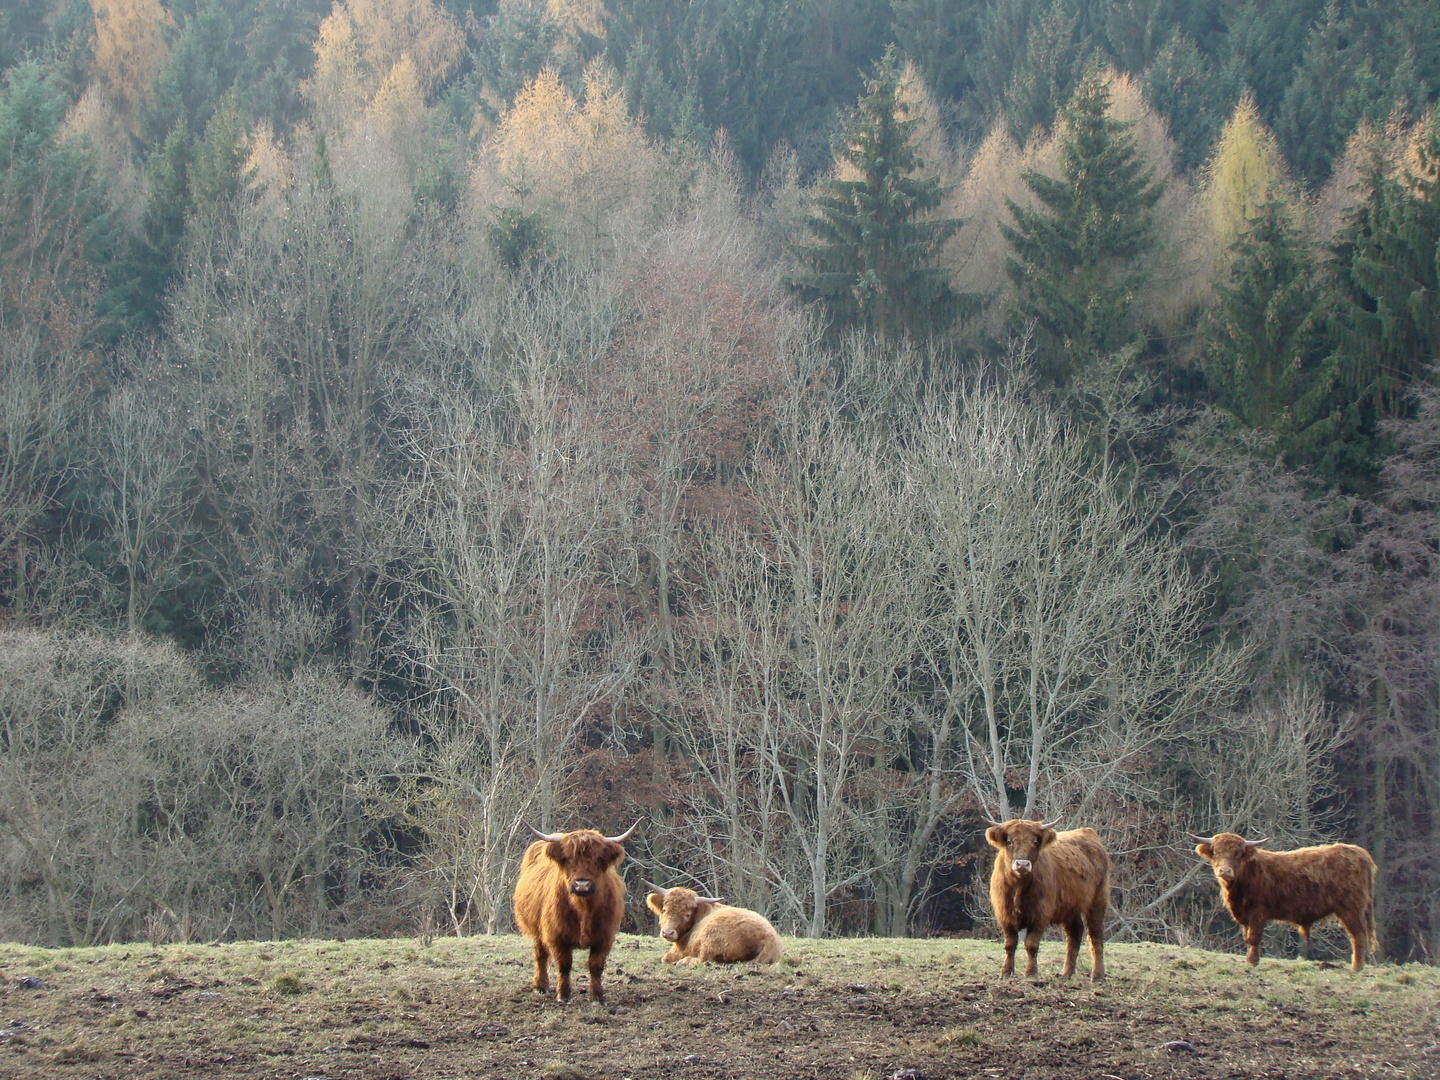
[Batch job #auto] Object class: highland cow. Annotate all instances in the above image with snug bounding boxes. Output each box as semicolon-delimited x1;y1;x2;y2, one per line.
986;817;1110;982
644;883;783;965
512;822;637;1003
1192;832;1378;970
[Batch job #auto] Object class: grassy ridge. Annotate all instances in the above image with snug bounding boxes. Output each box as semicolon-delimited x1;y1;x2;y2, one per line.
0;933;1436;1077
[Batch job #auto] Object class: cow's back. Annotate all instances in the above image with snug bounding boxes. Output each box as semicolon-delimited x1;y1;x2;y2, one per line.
688;905;783;963
1249;843;1375;926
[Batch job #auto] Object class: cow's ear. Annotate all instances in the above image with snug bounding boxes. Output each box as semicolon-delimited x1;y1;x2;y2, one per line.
602;841;625;867
646;892;664;916
1039;828;1058;849
545;840;566;864
1195;843;1213;861
985;826;1007;850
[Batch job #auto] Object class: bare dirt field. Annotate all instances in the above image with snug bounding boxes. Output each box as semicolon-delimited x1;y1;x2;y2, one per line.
1;932;1437;1080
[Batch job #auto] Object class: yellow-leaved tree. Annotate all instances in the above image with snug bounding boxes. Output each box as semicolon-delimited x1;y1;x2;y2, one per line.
304;0;463;136
481;66;661;256
1204;94;1291;251
89;0;174;133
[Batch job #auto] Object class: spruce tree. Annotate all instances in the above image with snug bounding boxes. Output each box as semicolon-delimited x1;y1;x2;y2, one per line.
1293;109;1440;486
1204;198;1322;431
1000;64;1165;385
790;47;979;343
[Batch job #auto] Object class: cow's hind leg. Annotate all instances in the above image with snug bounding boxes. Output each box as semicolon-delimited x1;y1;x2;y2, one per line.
1341;914;1368;971
1023;927;1043;979
1297;925;1311;961
1060;917;1083;980
586;944;610;1003
1244;922;1265;966
554;944;574;1001
1086;900;1106;982
1000;927;1018;978
530;939;551;994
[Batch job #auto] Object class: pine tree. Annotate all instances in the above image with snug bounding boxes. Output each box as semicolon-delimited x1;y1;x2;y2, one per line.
1143;30;1231;175
1002;0;1086;141
892;0;983;102
1204;198;1322;430
789;48;980;343
1000;65;1165;385
1293;109;1440;486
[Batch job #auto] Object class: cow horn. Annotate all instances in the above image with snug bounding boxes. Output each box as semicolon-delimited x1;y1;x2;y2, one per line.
1040;817;1063;830
642;880;668;898
604;821;640;844
523;820;566;844
981;815;1007;828
695;896;725;905
1187;833;1213;843
1243;837;1270;848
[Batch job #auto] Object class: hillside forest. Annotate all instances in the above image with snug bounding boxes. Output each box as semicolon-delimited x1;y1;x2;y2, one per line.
0;0;1436;961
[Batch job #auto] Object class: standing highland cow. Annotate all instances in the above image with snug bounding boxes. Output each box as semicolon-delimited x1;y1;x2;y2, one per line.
644;883;784;965
986;817;1110;982
1192;833;1378;970
513;822;637;1003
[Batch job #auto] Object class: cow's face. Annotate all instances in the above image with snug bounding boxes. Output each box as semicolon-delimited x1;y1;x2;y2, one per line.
1194;833;1258;884
645;886;723;942
544;830;624;898
986;820;1057;878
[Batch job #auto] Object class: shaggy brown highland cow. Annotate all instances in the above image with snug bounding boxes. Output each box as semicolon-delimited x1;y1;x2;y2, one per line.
986;817;1110;982
644;883;783;965
1192;832;1378;970
512;822;637;1003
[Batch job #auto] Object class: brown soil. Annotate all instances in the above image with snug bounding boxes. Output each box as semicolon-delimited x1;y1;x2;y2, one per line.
1;934;1436;1079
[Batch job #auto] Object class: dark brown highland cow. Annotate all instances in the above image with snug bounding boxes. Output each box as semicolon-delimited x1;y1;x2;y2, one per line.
986;817;1110;982
1192;833;1378;970
512;822;637;1003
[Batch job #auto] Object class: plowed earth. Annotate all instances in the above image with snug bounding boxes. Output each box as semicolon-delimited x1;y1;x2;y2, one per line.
1;933;1437;1079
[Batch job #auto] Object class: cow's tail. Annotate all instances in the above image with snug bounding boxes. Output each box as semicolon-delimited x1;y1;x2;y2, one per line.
1366;857;1381;963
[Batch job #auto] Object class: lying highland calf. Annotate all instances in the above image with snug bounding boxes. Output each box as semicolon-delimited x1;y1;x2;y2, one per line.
512;822;637;1002
1192;832;1377;970
644;884;783;965
986;817;1110;982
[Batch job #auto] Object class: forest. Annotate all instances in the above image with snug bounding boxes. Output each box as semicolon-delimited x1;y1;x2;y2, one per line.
0;0;1435;962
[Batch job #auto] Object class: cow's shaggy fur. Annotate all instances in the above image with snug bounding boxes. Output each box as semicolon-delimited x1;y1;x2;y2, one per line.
987;819;1110;982
1195;833;1378;970
513;830;627;1002
645;887;783;965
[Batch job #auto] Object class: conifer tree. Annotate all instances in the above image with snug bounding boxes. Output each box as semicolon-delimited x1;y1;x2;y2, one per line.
790;48;979;343
1293;109;1440;485
1001;64;1165;385
1204;198;1322;431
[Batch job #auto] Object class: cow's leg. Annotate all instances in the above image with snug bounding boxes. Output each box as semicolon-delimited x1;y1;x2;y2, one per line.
1298;925;1311;961
586;945;609;1003
1085;900;1106;982
530;938;551;994
1060;917;1083;980
1244;922;1265;966
1023;927;1043;979
1000;927;1018;978
554;944;574;1001
1340;914;1367;971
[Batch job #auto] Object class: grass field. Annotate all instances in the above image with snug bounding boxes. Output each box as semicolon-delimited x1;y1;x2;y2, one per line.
1;931;1437;1079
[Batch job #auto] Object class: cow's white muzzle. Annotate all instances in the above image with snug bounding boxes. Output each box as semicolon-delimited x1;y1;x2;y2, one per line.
1012;859;1032;875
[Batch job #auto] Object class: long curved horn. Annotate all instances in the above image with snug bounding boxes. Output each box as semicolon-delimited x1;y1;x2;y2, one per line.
981;815;1007;827
1188;833;1213;843
695;896;726;905
604;821;640;844
1243;837;1270;848
524;820;565;844
1040;817;1063;830
642;880;668;898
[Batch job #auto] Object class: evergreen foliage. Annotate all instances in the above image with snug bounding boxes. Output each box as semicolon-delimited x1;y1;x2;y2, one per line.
1000;65;1164;384
1204;198;1322;431
891;0;982;103
789;48;978;343
1143;31;1231;175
